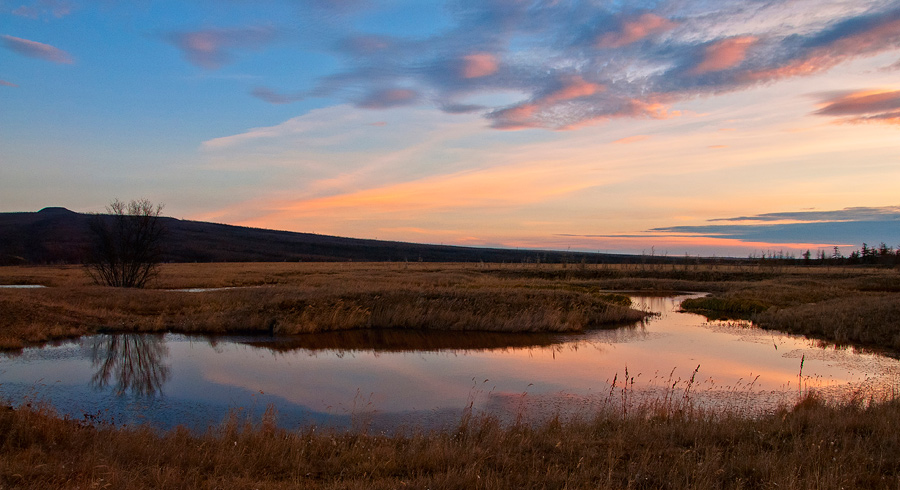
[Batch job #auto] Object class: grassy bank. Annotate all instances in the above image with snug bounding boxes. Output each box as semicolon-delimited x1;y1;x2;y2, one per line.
675;266;900;352
2;262;899;352
2;393;899;489
0;263;652;350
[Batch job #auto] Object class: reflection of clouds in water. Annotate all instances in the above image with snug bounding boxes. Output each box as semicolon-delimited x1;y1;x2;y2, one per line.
4;291;900;432
90;334;170;397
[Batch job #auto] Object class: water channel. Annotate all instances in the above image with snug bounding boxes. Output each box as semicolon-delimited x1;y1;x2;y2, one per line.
1;294;898;431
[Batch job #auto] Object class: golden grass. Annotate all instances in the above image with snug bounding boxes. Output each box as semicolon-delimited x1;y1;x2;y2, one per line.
3;262;899;352
0;263;655;350
757;293;900;350
2;393;900;489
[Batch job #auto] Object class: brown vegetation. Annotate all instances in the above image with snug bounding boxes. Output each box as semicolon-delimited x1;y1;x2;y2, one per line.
2;393;899;489
0;263;652;350
3;262;900;488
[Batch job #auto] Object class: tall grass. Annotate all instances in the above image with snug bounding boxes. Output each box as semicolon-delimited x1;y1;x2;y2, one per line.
2;392;899;489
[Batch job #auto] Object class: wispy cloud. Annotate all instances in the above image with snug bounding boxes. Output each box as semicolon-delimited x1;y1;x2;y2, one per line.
11;0;75;19
284;1;900;130
813;89;900;125
165;26;277;70
710;206;900;223
612;135;650;145
1;35;73;64
251;86;305;105
595;12;677;49
357;88;419;109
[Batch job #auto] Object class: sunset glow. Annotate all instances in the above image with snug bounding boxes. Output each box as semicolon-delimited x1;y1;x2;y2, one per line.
2;0;899;256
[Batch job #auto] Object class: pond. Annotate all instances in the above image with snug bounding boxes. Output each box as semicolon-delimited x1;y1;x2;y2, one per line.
1;294;898;432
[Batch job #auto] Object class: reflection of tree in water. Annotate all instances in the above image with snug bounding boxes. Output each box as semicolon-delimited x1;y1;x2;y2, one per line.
90;334;170;396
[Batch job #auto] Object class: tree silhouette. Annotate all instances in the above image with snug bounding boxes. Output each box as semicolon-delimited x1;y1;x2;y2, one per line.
86;199;166;288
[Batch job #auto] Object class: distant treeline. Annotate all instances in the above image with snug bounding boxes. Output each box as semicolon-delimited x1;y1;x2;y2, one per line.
746;243;900;266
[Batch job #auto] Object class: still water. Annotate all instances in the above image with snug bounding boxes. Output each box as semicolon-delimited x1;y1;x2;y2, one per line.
1;294;898;431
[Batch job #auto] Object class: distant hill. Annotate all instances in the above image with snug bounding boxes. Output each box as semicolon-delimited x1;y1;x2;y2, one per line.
0;207;637;265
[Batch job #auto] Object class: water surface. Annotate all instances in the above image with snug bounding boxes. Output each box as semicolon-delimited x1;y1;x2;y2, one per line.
1;294;897;431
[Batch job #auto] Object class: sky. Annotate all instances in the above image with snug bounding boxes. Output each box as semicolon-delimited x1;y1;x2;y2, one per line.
2;0;899;257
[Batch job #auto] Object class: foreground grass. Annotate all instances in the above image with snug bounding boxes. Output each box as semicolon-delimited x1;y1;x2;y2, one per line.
2;394;899;489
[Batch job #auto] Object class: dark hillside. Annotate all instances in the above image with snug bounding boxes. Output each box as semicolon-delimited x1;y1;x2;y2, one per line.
1;207;636;264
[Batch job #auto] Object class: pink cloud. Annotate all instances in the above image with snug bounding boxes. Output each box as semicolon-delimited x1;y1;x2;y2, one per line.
460;52;498;79
814;89;900;126
492;89;678;131
690;36;757;75
0;79;18;87
1;35;73;64
491;77;604;129
490;103;540;130
612;135;650;144
167;26;277;70
621;98;679;119
357;88;419;109
596;13;677;49
543;76;604;104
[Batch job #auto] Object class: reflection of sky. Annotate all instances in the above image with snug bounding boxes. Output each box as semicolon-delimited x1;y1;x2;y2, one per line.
1;295;899;430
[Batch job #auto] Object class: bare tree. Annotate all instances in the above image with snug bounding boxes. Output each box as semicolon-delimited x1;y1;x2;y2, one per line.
86;199;166;288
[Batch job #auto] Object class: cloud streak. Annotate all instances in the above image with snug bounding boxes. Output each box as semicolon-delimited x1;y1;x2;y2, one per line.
1;35;73;64
251;86;305;105
165;26;277;70
814;89;900;125
639;206;900;247
710;206;900;223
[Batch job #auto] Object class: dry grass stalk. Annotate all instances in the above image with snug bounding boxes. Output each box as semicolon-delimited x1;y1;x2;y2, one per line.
1;393;899;489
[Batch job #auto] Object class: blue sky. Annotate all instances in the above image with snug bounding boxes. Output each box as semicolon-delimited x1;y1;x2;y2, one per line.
2;0;899;256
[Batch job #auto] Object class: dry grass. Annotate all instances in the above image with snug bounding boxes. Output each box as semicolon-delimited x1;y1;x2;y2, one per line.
671;266;900;352
2;393;899;489
4;263;900;488
757;293;900;351
0;263;651;350
3;262;899;352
